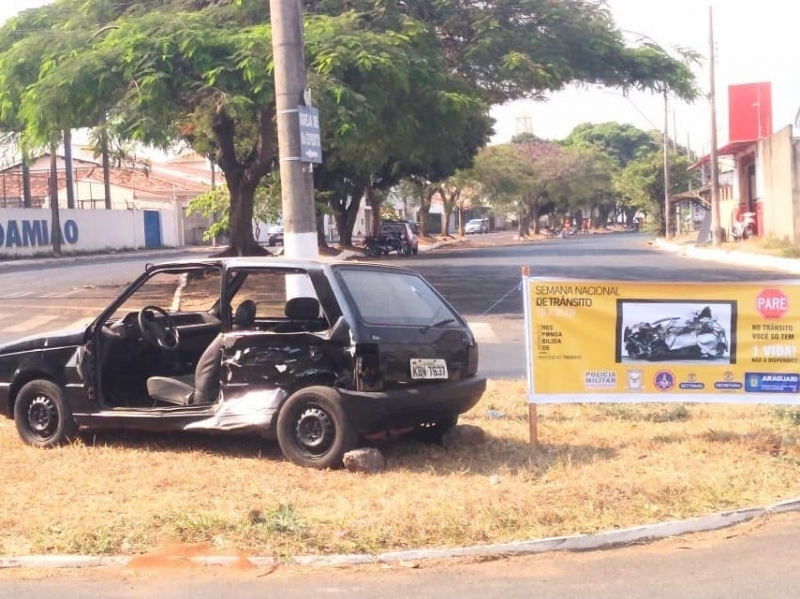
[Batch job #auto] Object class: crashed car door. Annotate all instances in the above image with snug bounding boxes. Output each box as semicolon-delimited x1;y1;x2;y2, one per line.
208;330;346;433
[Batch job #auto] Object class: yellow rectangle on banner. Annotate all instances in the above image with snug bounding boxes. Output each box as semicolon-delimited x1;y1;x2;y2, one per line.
524;278;800;404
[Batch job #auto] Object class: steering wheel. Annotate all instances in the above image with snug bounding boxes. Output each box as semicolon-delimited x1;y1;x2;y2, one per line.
137;305;180;351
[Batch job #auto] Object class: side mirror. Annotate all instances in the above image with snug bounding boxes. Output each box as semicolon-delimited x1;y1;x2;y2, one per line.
327;316;351;346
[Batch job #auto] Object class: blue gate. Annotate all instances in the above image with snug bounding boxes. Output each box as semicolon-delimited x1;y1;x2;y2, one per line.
143;210;162;248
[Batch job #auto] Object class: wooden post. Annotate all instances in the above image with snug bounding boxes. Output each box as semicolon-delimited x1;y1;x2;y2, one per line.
529;403;539;448
522;265;539;447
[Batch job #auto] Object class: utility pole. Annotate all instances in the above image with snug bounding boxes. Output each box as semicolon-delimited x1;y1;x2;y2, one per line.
663;89;672;240
269;0;317;258
708;5;722;247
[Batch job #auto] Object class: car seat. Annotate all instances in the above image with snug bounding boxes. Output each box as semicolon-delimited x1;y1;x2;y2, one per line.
272;297;327;333
145;300;257;406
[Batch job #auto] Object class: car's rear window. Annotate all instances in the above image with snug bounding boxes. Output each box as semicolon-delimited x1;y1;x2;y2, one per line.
337;269;456;326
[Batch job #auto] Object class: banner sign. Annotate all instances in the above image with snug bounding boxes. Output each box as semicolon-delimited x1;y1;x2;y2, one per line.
523;277;800;404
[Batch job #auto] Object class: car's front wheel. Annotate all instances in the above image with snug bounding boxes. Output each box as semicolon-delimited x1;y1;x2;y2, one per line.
276;387;357;469
14;380;77;448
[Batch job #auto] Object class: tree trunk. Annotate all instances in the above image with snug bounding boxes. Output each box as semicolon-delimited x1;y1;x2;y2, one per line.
530;203;541;234
222;172;265;256
330;192;361;247
440;187;459;236
49;148;61;257
21;158;31;208
315;206;328;248
212;105;274;256
64;129;75;210
623;206;637;227
366;186;383;235
596;206;610;229
418;185;436;237
101;128;112;210
517;212;530;238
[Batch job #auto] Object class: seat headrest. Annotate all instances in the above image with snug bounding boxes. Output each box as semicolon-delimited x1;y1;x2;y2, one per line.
233;299;257;329
285;297;320;320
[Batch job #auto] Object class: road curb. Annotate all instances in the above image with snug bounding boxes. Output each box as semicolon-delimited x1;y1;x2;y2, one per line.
652;238;800;275
2;499;798;570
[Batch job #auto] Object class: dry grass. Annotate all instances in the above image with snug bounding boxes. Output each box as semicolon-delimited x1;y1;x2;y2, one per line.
2;379;800;558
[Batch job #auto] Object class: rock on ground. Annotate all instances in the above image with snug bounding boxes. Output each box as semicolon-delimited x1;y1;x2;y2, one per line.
343;448;386;473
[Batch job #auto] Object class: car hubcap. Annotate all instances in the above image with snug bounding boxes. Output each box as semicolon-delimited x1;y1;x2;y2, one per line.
294;404;334;455
27;395;58;439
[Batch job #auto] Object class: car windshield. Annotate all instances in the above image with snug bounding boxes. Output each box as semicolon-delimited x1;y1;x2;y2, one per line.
467;220;482;225
336;268;457;326
107;267;222;323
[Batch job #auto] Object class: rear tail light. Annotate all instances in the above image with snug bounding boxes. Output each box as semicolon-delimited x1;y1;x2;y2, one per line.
466;342;479;376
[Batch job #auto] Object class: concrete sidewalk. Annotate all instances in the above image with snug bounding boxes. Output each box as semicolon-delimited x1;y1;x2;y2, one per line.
653;237;800;275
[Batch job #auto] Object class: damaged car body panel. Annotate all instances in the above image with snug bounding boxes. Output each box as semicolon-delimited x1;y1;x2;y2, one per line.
0;258;486;468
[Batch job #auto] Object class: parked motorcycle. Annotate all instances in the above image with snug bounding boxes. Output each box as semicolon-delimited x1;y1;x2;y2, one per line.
362;232;411;257
731;212;756;241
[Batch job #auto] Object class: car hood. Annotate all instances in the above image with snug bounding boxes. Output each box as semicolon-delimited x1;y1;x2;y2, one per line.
0;323;88;355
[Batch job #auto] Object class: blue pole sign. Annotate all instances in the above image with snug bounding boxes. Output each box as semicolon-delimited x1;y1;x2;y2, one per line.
297;105;323;164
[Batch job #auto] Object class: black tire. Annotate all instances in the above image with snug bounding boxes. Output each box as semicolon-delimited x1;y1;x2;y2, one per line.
412;415;458;444
14;380;77;448
364;243;381;258
399;242;412;257
276;386;357;469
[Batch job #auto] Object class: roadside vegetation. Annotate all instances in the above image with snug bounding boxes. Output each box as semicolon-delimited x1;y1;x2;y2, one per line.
2;380;798;557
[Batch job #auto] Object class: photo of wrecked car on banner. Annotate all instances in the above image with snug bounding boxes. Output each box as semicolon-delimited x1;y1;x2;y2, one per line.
618;301;735;364
524;279;800;404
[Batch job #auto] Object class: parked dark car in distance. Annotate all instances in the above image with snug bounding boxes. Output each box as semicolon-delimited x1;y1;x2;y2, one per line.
377;220;419;255
0;258;485;468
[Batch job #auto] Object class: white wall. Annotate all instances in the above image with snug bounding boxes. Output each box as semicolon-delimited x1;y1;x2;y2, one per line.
0;207;181;258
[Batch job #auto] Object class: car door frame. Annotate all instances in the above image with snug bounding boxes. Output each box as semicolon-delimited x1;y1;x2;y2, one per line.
76;260;227;425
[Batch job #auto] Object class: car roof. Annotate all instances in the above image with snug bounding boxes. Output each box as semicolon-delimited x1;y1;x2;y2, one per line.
145;256;414;274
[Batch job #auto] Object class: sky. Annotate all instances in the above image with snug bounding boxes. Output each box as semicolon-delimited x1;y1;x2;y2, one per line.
491;0;800;153
3;0;799;157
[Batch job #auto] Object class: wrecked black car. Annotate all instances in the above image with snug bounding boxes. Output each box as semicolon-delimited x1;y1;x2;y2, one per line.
0;258;486;468
623;306;729;361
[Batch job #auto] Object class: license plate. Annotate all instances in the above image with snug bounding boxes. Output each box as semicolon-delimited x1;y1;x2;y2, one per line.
410;358;448;380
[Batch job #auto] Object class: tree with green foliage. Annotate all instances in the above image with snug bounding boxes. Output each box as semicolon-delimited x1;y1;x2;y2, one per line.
559;146;617;228
0;0;699;256
615;148;698;233
187;171;281;244
470;140;571;236
562;122;659;168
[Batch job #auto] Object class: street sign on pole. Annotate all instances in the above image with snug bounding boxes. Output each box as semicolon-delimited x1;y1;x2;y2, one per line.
298;105;322;164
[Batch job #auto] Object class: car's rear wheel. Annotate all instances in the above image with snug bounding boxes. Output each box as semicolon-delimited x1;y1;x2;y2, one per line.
14;380;77;448
276;387;357;469
412;415;458;444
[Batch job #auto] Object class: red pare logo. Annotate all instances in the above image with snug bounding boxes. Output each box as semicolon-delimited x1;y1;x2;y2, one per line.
756;288;789;320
